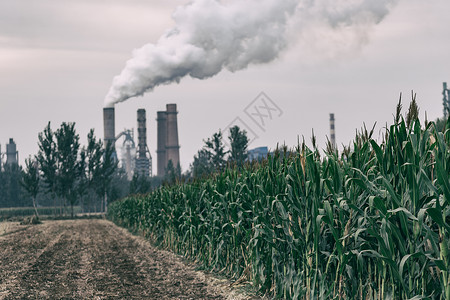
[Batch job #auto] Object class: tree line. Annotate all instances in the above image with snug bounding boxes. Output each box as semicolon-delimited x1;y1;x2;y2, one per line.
0;122;130;217
0;123;251;215
22;122;120;217
187;125;250;179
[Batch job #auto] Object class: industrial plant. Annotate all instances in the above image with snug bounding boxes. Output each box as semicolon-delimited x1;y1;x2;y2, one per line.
103;104;180;179
0;138;19;169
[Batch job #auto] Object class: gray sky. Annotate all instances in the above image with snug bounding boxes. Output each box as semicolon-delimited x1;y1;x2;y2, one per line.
1;0;449;173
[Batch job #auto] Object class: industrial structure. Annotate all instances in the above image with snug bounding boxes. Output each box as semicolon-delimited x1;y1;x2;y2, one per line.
103;107;116;148
248;146;269;162
157;104;180;177
103;104;176;179
115;129;135;180
443;82;450;119
329;113;336;148
135;109;152;177
6;138;18;166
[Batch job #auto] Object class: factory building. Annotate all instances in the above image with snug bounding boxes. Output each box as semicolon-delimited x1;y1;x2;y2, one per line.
248;147;268;162
103;103;179;179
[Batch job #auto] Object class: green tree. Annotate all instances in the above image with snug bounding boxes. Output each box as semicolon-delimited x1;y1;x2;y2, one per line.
1;163;24;207
96;143;118;213
109;168;130;202
55;122;80;217
228;125;249;167
190;149;213;179
205;130;227;171
129;172;152;195
165;160;181;184
21;156;40;219
76;147;88;211
37;122;58;214
82;129;104;212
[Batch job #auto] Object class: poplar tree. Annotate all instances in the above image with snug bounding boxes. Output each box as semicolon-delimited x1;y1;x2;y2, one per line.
21;156;40;219
37;122;58;214
55;122;80;217
228;126;249;167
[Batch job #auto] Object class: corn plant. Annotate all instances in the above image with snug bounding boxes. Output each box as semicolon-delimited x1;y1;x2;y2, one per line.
108;116;450;299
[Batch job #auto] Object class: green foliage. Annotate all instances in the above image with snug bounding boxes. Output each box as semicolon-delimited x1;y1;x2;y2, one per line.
32;124;119;215
406;92;420;128
190;127;249;179
21;156;40;219
164;160;181;185
191;149;214;178
109;115;450;299
36;122;58;196
0;206;82;218
228;125;249;167
205;130;227;171
55;122;80;217
96;142;118;213
129;172;152;195
0;163;26;207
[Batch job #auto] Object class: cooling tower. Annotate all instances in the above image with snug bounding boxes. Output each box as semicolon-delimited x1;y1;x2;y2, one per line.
165;104;180;170
103;107;116;148
156;111;168;176
330;113;336;148
6;138;18;165
136;109;151;176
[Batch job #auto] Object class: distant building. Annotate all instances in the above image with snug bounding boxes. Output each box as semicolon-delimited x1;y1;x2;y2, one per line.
6;138;18;165
248;146;269;162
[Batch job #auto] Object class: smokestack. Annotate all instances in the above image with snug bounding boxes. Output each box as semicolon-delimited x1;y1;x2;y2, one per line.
135;109;152;176
103;107;116;148
330;113;336;148
137;109;147;159
443;82;449;119
166;104;180;170
156;111;167;177
6;138;18;165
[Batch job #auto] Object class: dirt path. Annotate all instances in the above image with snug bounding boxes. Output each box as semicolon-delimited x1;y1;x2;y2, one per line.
0;219;254;299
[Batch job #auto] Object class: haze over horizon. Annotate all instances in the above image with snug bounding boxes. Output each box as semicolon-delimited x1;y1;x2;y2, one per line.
0;0;449;173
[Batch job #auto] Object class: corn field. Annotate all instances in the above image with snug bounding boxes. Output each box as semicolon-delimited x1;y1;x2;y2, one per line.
108;117;450;299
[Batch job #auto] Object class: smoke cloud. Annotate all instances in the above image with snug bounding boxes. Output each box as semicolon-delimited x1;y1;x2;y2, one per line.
104;0;397;107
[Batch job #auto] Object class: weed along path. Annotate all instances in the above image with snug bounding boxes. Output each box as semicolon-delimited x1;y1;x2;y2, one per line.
0;219;250;299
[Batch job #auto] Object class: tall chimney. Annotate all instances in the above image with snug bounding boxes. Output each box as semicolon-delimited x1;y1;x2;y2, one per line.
137;109;147;159
330;113;336;148
165;104;180;170
103;107;116;148
156;111;168;176
136;109;151;176
6;138;18;165
443;82;449;119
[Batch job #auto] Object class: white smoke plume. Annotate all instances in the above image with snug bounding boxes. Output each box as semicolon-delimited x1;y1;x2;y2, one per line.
104;0;397;107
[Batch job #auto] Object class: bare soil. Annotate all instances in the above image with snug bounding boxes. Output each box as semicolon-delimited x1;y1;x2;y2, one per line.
0;219;257;299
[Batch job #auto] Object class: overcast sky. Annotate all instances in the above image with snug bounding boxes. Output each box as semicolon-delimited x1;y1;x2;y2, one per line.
0;0;449;173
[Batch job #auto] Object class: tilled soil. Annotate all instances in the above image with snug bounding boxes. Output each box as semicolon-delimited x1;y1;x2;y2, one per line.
0;219;252;299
